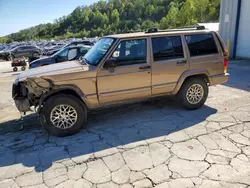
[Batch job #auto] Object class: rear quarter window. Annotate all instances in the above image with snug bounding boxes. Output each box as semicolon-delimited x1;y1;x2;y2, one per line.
185;34;218;57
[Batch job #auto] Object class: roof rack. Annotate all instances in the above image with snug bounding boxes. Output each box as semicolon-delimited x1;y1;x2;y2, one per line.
145;25;206;33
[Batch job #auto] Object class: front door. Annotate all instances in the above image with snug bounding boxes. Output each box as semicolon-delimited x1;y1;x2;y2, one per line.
15;47;27;58
151;35;189;95
97;38;151;105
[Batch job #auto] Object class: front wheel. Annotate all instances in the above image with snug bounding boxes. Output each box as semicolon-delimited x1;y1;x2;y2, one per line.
177;77;208;110
40;94;87;137
32;52;40;58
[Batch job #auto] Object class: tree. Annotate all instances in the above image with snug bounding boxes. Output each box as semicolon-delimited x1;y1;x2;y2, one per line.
145;5;155;17
6;0;220;41
194;0;209;22
207;0;220;21
160;2;180;29
111;9;120;25
179;0;197;26
141;20;158;30
0;37;9;43
160;17;168;29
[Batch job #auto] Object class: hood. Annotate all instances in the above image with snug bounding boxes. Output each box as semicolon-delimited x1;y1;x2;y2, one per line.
46;49;59;55
0;50;9;54
17;61;86;81
30;56;53;65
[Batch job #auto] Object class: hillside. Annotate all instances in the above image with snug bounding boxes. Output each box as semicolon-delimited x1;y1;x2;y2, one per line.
7;0;220;41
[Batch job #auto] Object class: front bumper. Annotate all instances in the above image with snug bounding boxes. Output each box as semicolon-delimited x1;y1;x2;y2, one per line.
12;83;31;112
210;73;229;86
14;97;31;112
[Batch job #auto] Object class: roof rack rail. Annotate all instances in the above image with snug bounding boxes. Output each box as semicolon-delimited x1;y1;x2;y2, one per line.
145;25;206;33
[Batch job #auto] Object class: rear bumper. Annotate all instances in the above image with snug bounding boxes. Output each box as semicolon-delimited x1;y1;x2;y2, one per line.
210;73;229;86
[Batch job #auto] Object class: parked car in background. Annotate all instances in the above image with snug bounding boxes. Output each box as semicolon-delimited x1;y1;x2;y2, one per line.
0;45;42;61
44;40;95;56
13;26;229;137
43;43;65;56
29;45;91;68
45;40;94;56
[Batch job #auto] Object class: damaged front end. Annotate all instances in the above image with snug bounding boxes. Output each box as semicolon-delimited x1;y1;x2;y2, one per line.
12;77;51;113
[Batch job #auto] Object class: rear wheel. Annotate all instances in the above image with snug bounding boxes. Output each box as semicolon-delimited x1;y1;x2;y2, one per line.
40;94;87;137
177;77;208;110
32;52;40;58
21;66;26;71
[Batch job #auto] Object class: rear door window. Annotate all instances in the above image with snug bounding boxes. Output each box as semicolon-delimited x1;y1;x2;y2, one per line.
152;36;184;61
185;34;218;57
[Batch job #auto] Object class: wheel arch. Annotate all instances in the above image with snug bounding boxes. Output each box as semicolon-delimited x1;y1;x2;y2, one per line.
173;69;211;95
39;85;88;112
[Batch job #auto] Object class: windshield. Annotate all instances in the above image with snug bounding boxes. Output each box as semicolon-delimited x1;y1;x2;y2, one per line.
53;47;68;57
83;37;115;66
3;46;16;51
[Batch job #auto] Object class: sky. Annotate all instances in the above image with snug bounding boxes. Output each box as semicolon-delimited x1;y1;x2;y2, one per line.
0;0;98;37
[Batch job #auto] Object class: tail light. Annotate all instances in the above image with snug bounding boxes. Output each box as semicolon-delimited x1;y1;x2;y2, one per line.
224;58;228;73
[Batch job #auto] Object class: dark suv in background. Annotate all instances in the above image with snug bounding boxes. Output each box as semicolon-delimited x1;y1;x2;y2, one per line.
0;45;42;61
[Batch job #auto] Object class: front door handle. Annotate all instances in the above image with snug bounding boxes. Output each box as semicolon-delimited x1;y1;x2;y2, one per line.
139;65;151;70
177;60;187;65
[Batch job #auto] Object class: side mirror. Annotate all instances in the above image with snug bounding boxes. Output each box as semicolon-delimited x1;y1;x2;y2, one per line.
104;59;117;69
78;56;84;61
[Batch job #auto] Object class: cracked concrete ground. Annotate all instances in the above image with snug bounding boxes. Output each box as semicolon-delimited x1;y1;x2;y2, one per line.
0;60;250;188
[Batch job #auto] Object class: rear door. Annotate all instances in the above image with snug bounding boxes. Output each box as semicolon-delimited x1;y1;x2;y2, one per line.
22;46;32;57
15;47;27;58
185;33;224;76
151;35;189;95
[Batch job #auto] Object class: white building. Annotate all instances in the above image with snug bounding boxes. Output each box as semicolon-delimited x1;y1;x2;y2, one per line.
219;0;250;59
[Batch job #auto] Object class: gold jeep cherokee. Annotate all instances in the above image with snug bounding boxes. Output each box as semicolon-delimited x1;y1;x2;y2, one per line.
13;26;229;137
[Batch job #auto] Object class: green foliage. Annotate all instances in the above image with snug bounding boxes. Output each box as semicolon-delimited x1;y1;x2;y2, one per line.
179;0;197;26
160;2;180;29
0;37;13;44
0;37;8;43
6;0;220;41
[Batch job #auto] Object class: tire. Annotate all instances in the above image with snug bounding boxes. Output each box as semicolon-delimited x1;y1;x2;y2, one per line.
21;66;26;71
13;67;18;72
177;77;208;110
40;94;87;137
32;52;40;58
7;54;14;61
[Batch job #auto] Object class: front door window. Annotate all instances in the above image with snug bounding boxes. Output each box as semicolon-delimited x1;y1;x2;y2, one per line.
109;39;147;66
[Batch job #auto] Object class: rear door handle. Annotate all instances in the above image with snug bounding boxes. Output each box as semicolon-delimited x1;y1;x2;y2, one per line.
177;60;187;65
139;65;151;70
